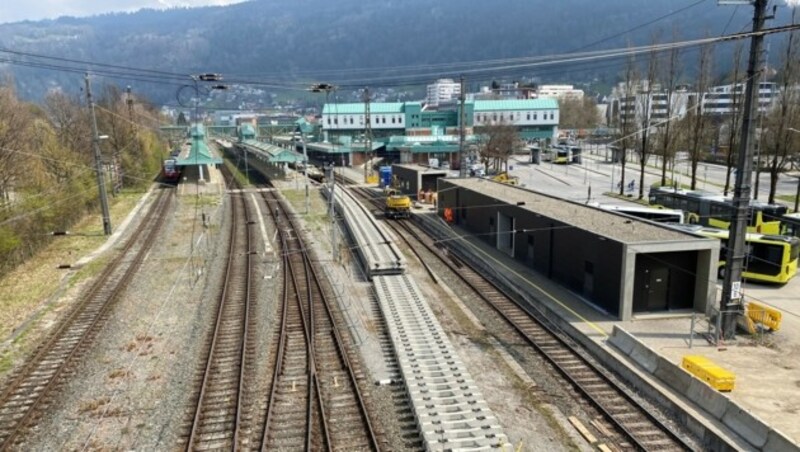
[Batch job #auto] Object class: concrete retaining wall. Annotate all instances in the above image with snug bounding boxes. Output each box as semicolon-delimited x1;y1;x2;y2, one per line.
412;212;776;452
610;327;799;452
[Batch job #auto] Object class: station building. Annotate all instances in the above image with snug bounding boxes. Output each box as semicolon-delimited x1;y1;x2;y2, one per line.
318;99;559;167
436;178;719;320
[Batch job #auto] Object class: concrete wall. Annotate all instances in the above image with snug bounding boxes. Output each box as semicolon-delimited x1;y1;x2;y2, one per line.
609;327;798;452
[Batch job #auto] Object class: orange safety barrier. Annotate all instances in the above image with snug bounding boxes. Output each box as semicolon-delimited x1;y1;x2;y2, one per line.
443;207;454;223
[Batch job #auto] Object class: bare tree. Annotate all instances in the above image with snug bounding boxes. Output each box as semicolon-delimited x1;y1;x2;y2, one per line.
43;90;92;162
612;53;640;196
634;39;660;199
558;96;600;130
476;120;523;174
686;43;713;190
658;32;682;187
763;24;800;204
0;84;33;206
722;42;746;196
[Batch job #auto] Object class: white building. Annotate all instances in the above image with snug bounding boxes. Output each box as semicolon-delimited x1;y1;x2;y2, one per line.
607;80;781;127
537;84;585;99
702;82;777;116
426;78;461;107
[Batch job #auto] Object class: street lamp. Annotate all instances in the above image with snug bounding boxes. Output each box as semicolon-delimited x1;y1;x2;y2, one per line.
309;83;338;259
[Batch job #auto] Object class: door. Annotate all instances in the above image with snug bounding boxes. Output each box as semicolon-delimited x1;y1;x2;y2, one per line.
646;267;670;311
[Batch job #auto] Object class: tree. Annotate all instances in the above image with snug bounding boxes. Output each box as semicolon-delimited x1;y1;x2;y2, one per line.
475;120;523;174
558;96;600;130
612;53;639;196
0;83;33;206
722;42;746;196
658;32;682;187
634;38;660;199
686;42;713;190
763;25;800;204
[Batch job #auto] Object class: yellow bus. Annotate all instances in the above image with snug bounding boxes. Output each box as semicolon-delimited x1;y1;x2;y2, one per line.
649;187;786;235
673;225;799;284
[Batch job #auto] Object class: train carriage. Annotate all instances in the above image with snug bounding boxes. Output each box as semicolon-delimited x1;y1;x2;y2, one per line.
161;158;181;184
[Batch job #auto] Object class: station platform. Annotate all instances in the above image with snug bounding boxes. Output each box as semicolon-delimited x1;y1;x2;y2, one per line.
176;164;224;196
413;209;800;451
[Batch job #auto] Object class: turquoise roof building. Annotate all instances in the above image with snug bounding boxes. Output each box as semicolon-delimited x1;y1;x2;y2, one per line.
178;123;222;166
320;98;558;144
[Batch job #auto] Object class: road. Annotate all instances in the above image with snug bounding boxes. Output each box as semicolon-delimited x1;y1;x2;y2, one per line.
506;145;800;208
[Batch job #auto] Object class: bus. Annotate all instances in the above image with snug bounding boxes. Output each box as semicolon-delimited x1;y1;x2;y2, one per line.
670;224;800;284
542;144;582;164
595;204;684;224
781;212;800;237
649;187;786;234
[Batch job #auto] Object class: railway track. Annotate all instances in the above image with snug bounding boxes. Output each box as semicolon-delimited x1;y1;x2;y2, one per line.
0;188;174;450
185;174;255;450
346;182;695;451
259;187;380;451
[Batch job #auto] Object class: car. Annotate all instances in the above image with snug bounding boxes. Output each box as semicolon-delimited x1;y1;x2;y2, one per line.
440;162;450;170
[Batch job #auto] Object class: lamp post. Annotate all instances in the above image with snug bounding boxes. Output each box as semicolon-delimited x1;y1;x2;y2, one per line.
309;83;338;258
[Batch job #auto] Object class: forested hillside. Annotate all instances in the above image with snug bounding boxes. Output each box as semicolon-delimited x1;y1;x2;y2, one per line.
0;0;795;101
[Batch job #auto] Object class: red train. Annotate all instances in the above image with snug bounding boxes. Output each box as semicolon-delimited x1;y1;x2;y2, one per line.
161;158;181;184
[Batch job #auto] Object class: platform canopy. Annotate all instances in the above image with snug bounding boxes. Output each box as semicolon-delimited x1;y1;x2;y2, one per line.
241;139;305;163
177;124;223;166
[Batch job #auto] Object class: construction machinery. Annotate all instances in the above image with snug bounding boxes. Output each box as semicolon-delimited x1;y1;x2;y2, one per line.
385;188;411;219
491;172;519;185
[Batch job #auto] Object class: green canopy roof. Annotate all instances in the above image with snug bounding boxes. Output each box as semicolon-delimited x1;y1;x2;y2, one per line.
242;139;305;163
177;134;222;166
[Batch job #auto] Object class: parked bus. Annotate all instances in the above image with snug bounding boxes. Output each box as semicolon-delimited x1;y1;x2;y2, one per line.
542;144;582;164
781;212;800;237
596;204;684;224
649;186;786;234
670;224;800;284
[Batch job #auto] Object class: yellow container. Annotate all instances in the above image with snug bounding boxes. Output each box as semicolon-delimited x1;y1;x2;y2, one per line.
682;355;735;392
746;301;782;332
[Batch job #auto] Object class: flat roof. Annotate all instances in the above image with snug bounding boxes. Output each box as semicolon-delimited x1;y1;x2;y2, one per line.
393;163;448;175
443;178;702;243
473;99;558;111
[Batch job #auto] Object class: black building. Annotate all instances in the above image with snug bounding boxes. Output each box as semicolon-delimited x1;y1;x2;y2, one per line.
437;178;719;320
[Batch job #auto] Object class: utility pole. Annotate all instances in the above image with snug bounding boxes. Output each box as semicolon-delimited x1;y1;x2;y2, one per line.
302;135;309;214
121;85;136;192
325;162;338;262
363;87;372;184
459;76;467;178
85;73;112;236
720;0;769;340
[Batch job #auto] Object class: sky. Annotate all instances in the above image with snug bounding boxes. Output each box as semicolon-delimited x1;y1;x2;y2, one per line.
0;0;248;24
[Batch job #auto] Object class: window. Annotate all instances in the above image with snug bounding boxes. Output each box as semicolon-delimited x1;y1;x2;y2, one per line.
527;113;531;120
326;118;331;125
349;117;354;124
533;113;537;120
334;118;338;125
550;113;554;120
392;117;396;124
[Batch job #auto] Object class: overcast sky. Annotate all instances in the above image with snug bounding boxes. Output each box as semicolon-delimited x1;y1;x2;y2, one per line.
0;0;248;24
